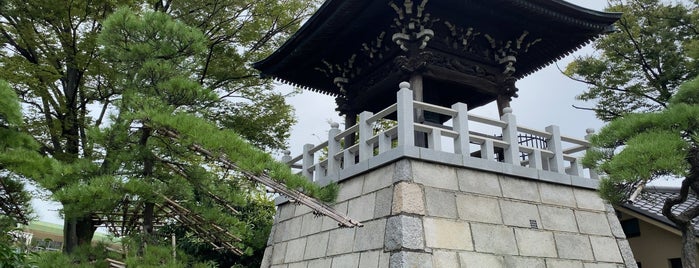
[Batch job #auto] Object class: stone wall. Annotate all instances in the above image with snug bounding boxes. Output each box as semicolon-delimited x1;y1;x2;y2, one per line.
261;159;637;268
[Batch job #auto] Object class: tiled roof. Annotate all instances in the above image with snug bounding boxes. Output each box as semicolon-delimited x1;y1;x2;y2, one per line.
621;186;699;234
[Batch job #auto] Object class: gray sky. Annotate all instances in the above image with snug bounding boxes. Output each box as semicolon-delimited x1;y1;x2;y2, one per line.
34;0;624;225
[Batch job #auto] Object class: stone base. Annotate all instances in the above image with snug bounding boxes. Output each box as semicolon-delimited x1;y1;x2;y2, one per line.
261;159;637;268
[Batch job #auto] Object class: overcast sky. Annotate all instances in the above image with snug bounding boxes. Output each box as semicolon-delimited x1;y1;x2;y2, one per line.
34;0;621;224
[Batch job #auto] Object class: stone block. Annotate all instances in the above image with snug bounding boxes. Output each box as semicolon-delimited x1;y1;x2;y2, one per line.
583;263;619;268
261;246;273;267
500;200;541;228
271;242;287;264
515;229;557;257
363;164;393;194
390;252;433;268
353;219;386;251
590;236;623;263
502;164;539;179
271;265;286;268
605;204;626;239
420;147;464;166
288;262;307;268
359;251;380;268
458;251;504;268
300;213;323;237
392;182;425;215
322;202;348;231
274;220;287;243
500;177;541;202
283;217;303;241
571;176;599;189
392;159;412;183
279;204;296;221
546;259;583;268
337;177;365;202
539;183;576;207
471;223;517;255
539;205;578;232
327;228;356;256
616;239;637;267
412;161;459;190
385;215;424;250
424;217;473;250
465;154;506;170
576;211;612;236
504;256;545;268
374;187;393;218
348;192;376;222
304;232;329;259
574;188;606;211
308;258;332;268
379;251;390;267
267;223;277;246
425;187;458;218
457;168;502;196
331;253;360;268
456;194;502;224
538;170;572;185
433;250;459;268
554;233;594;261
295;204;312;217
285;238;307;263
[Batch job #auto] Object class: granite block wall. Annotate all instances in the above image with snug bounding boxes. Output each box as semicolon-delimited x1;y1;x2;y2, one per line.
261;159;636;268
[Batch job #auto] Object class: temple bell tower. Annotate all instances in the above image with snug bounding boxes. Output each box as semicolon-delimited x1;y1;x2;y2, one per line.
255;0;637;267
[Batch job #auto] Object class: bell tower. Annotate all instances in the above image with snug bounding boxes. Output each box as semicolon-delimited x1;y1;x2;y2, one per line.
256;0;637;267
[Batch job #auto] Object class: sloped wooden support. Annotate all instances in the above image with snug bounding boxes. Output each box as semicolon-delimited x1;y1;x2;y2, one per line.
155;128;363;228
160;196;244;255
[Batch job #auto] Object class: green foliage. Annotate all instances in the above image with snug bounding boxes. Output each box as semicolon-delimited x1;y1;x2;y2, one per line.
0;81;36;227
565;0;699;121
0;0;324;264
584;76;699;203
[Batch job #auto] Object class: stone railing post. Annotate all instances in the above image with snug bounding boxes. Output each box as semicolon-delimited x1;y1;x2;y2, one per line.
397;82;415;148
358;111;374;162
327;122;341;174
529;150;543;169
281;150;292;164
452;102;469;155
585;128;600;180
481;139;494;160
500;107;520;165
428;128;442;151
545;125;565;173
302;143;314;180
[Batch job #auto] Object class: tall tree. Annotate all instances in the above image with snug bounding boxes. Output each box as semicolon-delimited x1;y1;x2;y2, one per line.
565;0;699;121
0;0;137;252
585;76;699;268
0;0;320;256
0;80;33;230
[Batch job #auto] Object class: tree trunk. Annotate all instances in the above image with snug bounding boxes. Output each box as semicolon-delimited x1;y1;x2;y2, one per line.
680;222;697;268
62;215;97;253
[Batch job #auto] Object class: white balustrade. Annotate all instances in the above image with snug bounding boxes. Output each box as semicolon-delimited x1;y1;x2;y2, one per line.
282;82;596;184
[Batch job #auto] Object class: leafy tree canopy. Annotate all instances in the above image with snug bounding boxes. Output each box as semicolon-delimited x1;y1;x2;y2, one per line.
0;0;327;264
565;0;699;121
584;76;699;267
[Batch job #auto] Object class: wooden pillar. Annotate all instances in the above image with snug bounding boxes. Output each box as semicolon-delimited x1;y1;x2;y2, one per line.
496;94;511;116
344;112;357;149
410;74;428;147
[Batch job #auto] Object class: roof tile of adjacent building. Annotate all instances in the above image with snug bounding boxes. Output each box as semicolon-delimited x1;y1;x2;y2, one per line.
622;186;699;234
